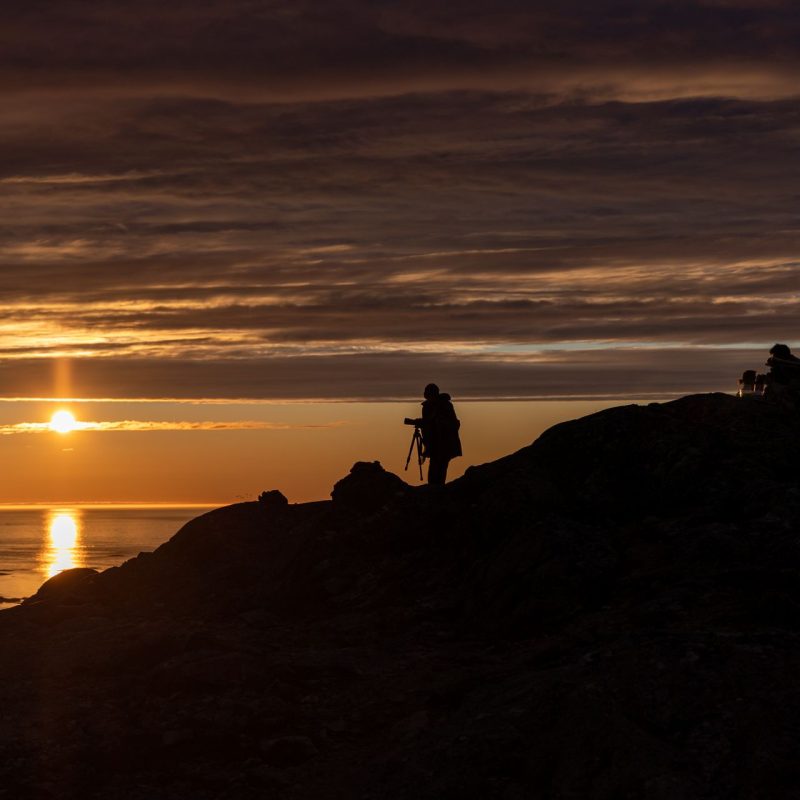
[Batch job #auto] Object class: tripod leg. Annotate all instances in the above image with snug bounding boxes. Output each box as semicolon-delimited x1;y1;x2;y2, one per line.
405;433;416;471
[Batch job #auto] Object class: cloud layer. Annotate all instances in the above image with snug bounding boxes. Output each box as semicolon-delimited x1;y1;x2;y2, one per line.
1;1;797;399
0;419;346;435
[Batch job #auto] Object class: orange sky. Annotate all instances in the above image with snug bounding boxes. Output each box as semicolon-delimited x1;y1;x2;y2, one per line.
0;399;658;504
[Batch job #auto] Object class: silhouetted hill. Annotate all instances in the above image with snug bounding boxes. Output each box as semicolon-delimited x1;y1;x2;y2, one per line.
2;392;800;799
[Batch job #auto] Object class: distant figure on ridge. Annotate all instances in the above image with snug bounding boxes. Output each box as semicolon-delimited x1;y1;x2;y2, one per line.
406;384;462;485
767;343;800;383
764;343;800;406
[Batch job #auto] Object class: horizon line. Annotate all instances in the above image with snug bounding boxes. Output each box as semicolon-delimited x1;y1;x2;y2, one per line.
0;502;226;510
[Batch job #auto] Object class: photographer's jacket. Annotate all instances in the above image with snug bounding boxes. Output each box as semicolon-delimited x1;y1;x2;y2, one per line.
420;393;462;460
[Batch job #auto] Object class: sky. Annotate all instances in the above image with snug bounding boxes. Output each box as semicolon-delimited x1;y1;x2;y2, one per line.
1;0;798;503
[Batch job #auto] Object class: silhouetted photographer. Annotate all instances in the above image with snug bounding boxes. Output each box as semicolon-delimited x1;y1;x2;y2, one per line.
404;383;462;485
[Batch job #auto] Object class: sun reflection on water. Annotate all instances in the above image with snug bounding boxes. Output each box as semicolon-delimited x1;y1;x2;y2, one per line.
42;510;84;578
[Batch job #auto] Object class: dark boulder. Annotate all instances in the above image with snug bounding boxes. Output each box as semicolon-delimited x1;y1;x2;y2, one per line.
24;567;99;605
330;460;410;513
258;489;289;512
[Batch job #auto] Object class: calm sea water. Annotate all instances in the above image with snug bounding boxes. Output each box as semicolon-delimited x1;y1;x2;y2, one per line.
0;506;213;609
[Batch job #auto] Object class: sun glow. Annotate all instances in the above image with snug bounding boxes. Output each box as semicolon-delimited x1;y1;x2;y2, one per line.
50;513;77;549
50;410;77;434
44;511;82;578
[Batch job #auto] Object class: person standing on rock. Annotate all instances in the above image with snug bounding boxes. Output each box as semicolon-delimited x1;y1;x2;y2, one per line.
410;383;462;485
764;343;800;407
767;343;800;384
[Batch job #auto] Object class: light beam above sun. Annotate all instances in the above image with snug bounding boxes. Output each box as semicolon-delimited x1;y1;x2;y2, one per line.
50;410;77;434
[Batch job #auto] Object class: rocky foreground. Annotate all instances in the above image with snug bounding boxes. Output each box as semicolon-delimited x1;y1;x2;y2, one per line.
2;393;800;799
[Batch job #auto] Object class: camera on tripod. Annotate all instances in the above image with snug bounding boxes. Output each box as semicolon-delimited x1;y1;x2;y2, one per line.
403;417;420;427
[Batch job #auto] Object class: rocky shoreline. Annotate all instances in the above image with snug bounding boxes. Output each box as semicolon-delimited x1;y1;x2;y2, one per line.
2;392;800;799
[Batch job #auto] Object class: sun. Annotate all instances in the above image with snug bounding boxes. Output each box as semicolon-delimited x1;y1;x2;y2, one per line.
50;410;77;434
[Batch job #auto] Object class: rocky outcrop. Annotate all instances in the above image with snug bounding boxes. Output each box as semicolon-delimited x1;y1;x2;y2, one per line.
257;488;289;512
330;460;410;512
25;566;99;605
2;393;800;799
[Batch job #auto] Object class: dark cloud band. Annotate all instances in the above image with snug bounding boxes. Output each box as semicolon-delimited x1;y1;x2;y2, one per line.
1;2;796;400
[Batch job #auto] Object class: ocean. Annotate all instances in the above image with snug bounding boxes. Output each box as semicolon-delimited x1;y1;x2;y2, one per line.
0;506;213;609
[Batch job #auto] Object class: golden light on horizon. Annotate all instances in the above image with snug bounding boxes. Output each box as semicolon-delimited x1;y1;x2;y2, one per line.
50;409;77;434
44;511;82;578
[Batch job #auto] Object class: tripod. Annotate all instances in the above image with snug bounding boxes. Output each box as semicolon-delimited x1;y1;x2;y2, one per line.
404;425;425;481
